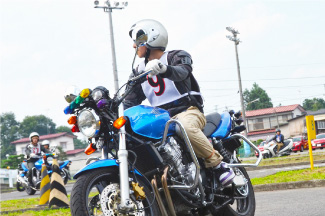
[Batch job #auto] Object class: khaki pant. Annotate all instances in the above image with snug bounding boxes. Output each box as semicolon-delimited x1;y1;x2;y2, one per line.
277;142;284;153
173;106;223;168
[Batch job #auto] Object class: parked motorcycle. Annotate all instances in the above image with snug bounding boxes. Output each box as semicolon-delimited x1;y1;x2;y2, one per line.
64;66;262;215
262;139;293;159
16;153;71;195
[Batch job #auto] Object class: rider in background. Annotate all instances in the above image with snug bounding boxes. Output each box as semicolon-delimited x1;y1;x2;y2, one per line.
272;129;284;155
42;140;50;150
25;132;50;186
124;19;235;186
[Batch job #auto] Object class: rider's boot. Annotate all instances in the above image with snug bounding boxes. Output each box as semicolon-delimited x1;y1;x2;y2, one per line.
214;162;235;186
27;171;34;187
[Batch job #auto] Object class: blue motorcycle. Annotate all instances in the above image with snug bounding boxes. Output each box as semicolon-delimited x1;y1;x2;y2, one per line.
16;153;71;195
64;68;262;216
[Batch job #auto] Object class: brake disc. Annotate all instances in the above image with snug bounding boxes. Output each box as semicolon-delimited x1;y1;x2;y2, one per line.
100;183;145;216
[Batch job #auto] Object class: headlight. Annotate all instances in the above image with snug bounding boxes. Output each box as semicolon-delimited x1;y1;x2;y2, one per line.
77;109;100;138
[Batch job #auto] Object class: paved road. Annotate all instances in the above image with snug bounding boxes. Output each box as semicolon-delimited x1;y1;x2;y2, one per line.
255;187;325;216
0;183;74;201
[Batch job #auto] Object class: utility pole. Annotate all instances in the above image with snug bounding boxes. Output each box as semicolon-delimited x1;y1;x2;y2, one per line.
94;0;128;95
226;27;247;136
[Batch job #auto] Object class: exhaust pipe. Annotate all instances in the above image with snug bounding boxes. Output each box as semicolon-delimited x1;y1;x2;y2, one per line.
151;175;168;216
161;166;176;216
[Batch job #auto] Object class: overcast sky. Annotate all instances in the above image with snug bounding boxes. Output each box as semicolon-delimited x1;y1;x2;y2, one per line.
1;0;325;130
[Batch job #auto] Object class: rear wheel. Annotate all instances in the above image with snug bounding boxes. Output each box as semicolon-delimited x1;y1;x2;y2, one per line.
61;168;70;185
16;182;25;192
70;167;159;216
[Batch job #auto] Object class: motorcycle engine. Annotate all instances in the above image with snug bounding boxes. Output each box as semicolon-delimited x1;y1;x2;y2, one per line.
158;137;196;186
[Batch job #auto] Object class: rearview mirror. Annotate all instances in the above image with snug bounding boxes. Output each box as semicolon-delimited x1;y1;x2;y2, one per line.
64;85;80;103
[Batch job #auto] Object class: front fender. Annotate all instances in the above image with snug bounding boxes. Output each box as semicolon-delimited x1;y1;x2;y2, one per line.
73;159;141;179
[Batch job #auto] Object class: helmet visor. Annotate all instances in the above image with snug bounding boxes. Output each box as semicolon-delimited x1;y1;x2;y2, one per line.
130;28;148;46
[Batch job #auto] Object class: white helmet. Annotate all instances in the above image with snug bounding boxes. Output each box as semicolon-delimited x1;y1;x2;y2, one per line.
129;19;168;51
29;132;40;142
42;140;50;146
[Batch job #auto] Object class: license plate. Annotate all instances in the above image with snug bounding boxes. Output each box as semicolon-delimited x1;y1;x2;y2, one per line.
317;144;321;147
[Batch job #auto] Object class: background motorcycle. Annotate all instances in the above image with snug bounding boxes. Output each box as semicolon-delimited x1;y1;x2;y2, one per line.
65;68;262;215
262;139;293;159
16;153;71;195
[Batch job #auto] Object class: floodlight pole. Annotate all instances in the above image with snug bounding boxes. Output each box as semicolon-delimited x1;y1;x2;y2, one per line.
107;5;119;95
95;0;127;96
226;27;247;137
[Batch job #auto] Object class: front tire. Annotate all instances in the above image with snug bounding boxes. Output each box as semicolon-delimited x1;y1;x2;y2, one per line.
70;167;159;216
26;186;36;195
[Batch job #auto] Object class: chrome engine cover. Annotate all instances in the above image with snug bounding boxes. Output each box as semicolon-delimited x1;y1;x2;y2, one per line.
158;137;197;186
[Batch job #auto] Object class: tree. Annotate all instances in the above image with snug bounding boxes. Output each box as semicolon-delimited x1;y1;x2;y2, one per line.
57;146;68;161
0;112;20;158
19;115;56;137
1;154;25;169
302;98;325;111
243;83;273;111
56;126;73;135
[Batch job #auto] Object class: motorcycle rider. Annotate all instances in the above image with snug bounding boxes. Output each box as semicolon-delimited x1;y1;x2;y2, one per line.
42;140;50;150
25;132;50;186
124;19;235;186
272;128;284;155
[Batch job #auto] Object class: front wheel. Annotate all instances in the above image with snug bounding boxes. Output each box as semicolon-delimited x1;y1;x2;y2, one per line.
26;186;36;195
213;167;256;216
70;167;159;216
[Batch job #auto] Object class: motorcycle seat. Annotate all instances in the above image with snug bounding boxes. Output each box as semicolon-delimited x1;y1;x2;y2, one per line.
203;112;222;137
279;140;290;151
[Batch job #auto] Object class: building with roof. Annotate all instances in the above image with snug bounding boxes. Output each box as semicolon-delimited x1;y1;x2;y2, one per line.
307;109;325;134
246;104;306;140
11;132;77;155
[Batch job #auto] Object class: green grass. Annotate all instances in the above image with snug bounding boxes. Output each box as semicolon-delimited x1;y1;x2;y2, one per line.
0;197;41;211
244;152;325;166
0;195;71;212
251;167;325;185
3;208;71;216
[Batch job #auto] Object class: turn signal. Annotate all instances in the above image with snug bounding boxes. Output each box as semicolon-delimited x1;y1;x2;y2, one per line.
80;88;91;98
64;105;73;114
71;124;80;133
68;116;77;125
84;143;96;155
70;101;77;110
113;116;127;129
75;95;85;105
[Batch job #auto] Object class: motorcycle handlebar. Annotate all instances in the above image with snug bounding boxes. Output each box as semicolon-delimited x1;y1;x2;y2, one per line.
128;70;152;83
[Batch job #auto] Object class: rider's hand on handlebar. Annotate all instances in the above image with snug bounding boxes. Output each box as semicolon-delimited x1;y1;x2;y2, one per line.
30;153;37;158
145;59;167;78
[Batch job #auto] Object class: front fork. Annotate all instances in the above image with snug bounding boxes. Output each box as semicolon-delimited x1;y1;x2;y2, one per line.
117;106;133;211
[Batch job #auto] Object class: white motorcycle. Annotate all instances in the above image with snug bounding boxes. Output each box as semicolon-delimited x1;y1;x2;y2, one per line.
262;139;293;159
